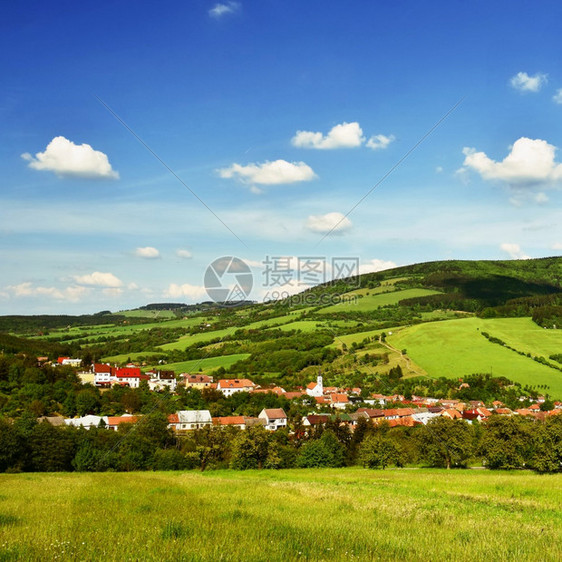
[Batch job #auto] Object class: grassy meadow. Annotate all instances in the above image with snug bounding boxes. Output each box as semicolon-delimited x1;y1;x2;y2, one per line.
387;317;562;394
321;288;442;313
0;469;560;561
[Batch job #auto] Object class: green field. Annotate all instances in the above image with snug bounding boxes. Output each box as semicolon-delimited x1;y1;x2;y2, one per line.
387;317;562;396
0;469;560;561
320;288;442;313
153;353;251;374
119;309;177;319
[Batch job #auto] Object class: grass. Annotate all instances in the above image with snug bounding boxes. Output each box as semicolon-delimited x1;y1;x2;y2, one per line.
320;288;442;313
0;469;560;561
387;317;562;396
151;353;251;374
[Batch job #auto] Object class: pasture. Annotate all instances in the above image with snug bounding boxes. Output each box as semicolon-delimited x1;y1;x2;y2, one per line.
387;317;562;395
320;288;442;313
0;469;560;561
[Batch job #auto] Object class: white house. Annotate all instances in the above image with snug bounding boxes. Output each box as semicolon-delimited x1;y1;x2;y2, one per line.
306;375;324;397
216;378;255;397
258;408;288;431
64;415;105;429
147;370;177;392
411;409;441;425
170;410;213;431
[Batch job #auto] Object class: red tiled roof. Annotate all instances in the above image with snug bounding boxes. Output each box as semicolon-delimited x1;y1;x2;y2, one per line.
306;382;317;390
218;378;254;389
106;416;139;426
94;363;113;374
331;393;349;403
168;414;179;424
262;408;287;419
115;367;141;378
213;416;246;426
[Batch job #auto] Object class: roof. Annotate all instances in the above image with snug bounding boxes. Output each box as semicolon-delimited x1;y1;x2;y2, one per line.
213;416;246;426
167;414;179;424
176;410;212;424
106;415;139;426
357;408;385;418
261;408;287;420
331;393;349;403
183;374;213;383
306;382;317;389
305;414;331;425
57;357;69;364
218;378;254;389
115;367;142;378
94;363;113;373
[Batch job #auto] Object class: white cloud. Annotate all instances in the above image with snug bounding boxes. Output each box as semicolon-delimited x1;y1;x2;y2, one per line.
21;136;119;179
305;212;352;234
209;2;239;18
127;282;139;290
73;271;123;288
359;259;397;275
176;249;193;259
164;283;207;300
436;166;444;174
460;137;562;187
500;243;530;260
552;242;562;251
366;134;395;150
218;160;317;186
553;89;562;104
292;122;365;149
135;246;160;259
535;192;549;204
510;71;548;93
102;288;123;297
6;282;89;301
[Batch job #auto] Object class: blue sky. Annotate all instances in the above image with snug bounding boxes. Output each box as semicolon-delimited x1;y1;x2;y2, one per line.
2;0;562;314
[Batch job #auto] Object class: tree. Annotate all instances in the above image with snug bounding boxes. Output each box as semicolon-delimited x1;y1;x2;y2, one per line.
230;426;272;470
296;431;345;468
419;417;473;469
530;415;562;473
479;416;533;469
0;417;24;472
358;434;399;469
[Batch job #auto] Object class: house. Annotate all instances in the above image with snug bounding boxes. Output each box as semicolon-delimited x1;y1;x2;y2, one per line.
330;393;349;410
106;415;139;431
412;409;441;425
212;416;247;429
442;408;462;420
302;414;331;427
216;378;255;396
306;375;324;397
93;363;115;386
169;410;213;431
182;374;214;389
356;408;385;420
147;370;177;392
64;415;105;429
57;357;82;367
259;408;288;431
114;367;150;388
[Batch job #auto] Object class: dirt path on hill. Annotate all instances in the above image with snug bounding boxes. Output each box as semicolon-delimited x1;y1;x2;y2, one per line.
379;340;426;377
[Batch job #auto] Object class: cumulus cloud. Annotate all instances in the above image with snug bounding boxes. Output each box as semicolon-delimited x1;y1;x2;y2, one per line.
500;243;530;260
359;259;397;275
103;288;123;297
305;212;352;234
176;249;193;259
21;136;119;179
209;2;239;18
73;271;123;288
164;283;207;300
460;137;562;187
510;71;548;93
135;246;160;259
552;242;562;251
6;282;89;301
366;134;395;150
292;122;365;149
553;89;562;104
218;160;316;186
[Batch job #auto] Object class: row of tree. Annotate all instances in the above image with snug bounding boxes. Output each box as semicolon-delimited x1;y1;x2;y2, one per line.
1;413;561;474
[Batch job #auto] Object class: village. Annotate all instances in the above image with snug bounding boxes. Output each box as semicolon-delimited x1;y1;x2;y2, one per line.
43;358;562;433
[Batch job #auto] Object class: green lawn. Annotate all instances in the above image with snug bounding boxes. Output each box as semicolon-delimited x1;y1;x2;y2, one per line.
153;353;251;374
387;317;562;396
0;469;560;561
320;288;442;313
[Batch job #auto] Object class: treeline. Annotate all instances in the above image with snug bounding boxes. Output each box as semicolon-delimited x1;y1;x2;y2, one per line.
1;413;561;474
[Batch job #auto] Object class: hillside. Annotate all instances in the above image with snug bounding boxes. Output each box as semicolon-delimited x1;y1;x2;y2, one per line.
2;257;562;398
